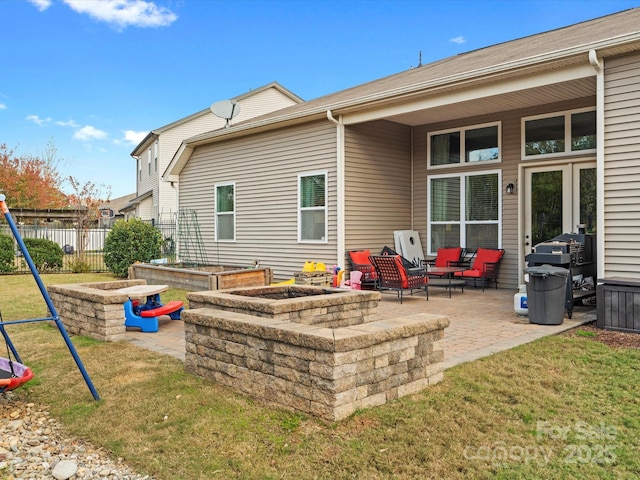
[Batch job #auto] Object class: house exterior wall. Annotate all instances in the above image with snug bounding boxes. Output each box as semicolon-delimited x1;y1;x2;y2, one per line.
344;120;412;258
412;97;595;290
603;52;640;278
178;120;338;280
137;86;301;222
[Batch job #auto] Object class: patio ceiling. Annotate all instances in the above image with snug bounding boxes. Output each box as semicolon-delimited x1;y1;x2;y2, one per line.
345;76;597;127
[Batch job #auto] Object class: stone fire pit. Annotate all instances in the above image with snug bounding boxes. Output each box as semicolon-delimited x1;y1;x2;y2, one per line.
184;285;449;422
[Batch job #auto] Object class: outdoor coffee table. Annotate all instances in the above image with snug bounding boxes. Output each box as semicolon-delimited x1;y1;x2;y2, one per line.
426;267;465;298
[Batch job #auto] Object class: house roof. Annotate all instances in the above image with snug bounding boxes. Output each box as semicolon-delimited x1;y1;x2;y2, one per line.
130;81;304;157
98;193;136;215
176;7;640;153
120;190;152;212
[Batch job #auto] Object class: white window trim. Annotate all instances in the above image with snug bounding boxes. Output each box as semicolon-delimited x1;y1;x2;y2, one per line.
427;121;502;170
426;169;502;255
298;171;328;244
154;142;158;172
521;107;596;160
215;182;236;243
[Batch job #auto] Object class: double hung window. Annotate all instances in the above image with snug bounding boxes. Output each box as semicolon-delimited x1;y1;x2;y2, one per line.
298;172;327;242
215;183;235;241
428;170;501;253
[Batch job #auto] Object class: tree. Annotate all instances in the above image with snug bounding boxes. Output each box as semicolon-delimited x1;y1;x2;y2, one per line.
67;176;111;272
104;219;162;277
0;142;68;209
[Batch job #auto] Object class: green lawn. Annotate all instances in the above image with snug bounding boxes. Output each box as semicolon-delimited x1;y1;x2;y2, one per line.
1;273;639;479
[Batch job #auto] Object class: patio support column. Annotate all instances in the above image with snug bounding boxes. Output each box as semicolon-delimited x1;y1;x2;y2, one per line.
590;49;606;277
327;110;346;270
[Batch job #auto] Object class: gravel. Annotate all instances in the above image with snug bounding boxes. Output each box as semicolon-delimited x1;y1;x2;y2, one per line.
0;392;155;480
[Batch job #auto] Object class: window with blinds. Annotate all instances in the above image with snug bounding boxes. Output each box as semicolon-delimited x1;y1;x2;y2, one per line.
298;172;327;243
215;183;235;241
428;171;501;253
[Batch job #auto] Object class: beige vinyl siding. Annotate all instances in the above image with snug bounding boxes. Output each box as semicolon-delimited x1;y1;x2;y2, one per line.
603;52;640;277
154;86;300;221
344;121;412;259
235;88;301;120
179;120;337;280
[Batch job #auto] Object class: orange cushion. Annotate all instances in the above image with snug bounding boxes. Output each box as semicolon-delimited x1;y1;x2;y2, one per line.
349;250;372;265
471;248;503;271
435;247;461;267
393;255;409;288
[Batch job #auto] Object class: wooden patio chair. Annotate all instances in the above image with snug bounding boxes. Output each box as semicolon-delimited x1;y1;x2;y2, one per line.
369;255;428;303
453;248;505;291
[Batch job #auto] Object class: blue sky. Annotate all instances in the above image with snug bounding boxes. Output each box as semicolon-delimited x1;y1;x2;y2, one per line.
1;0;639;199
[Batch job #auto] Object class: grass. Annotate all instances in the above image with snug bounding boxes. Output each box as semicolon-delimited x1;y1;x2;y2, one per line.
2;273;639;479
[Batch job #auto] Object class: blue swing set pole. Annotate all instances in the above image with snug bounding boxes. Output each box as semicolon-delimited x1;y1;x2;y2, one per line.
0;194;100;400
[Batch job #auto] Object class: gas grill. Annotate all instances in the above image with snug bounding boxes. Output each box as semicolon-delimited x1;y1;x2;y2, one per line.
525;232;596;318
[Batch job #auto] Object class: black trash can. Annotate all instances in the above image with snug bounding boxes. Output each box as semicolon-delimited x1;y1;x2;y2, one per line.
524;265;569;325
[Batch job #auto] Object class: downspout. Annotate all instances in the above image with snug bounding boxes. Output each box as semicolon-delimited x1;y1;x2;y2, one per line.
589;49;605;277
327;110;345;270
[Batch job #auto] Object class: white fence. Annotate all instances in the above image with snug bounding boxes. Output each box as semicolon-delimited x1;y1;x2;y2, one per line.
1;226;110;252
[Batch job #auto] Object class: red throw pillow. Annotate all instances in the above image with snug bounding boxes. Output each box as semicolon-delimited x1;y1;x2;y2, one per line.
435;247;461;267
393;255;409;288
349;250;372;266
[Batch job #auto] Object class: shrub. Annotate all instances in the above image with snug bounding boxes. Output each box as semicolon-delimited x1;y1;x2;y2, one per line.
0;232;16;273
23;237;64;272
104;219;162;277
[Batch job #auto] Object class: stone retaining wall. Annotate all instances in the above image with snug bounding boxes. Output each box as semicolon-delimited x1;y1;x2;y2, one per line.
184;308;449;422
48;280;145;342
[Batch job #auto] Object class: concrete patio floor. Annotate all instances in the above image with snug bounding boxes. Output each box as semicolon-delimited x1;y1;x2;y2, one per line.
124;285;597;369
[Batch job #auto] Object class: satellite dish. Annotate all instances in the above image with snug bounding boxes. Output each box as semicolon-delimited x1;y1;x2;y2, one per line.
210;100;241;128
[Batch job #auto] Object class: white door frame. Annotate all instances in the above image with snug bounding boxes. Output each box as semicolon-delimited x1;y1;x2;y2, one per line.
518;158;596;284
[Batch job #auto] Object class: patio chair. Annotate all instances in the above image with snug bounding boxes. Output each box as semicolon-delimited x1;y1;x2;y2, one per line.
423;247;466;275
453;248;505;291
348;250;378;290
369;254;428;303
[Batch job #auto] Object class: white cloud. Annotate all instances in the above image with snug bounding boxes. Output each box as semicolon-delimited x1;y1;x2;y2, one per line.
26;114;51;126
450;36;466;45
74;125;108;141
0;103;6;110
63;0;177;30
56;119;80;128
28;0;52;11
122;130;148;145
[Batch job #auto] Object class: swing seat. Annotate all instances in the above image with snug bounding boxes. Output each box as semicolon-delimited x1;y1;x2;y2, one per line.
0;357;33;393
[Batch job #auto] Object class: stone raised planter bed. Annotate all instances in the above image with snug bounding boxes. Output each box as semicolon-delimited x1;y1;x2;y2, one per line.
48;279;146;342
184;285;449;422
128;263;272;291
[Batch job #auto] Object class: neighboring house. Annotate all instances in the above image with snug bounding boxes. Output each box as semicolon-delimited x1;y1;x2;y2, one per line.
127;82;303;224
98;193;136;228
165;8;640;287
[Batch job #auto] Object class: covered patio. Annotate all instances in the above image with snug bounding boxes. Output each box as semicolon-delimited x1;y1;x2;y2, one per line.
124;286;596;369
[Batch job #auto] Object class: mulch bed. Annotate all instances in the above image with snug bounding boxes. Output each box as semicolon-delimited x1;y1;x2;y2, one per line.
564;322;640;349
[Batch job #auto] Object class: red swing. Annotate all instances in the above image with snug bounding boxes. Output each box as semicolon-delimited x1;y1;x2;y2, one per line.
0;356;33;393
1;310;34;393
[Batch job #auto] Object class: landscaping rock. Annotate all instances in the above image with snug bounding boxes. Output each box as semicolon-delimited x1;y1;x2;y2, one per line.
0;392;154;479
